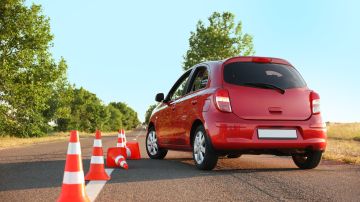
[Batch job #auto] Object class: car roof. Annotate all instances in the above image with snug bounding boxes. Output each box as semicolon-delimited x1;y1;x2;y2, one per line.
205;56;293;68
188;56;293;74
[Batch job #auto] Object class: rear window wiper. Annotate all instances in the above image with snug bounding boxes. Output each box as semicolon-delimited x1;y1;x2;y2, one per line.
240;82;286;94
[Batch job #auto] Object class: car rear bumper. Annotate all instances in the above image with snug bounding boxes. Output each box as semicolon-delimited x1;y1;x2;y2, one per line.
205;114;327;152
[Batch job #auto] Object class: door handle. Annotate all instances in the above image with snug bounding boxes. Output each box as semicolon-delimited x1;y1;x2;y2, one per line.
191;100;198;105
171;105;176;111
268;107;282;114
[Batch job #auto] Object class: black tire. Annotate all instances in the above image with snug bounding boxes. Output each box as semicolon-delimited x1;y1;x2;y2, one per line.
292;151;322;169
146;127;168;159
227;154;242;158
192;125;218;170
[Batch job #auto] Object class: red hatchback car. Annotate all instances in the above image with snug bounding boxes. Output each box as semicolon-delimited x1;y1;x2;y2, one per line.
146;56;327;170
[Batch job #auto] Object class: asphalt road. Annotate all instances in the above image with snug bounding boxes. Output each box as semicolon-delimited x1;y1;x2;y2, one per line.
0;128;359;202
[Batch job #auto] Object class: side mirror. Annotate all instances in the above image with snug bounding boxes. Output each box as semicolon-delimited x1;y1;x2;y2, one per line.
155;93;164;102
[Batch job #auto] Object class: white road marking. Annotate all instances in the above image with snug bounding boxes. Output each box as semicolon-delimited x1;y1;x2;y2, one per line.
85;168;114;202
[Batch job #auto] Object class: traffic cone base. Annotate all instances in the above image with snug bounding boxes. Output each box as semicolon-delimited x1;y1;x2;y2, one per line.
58;184;89;202
126;142;141;160
85;164;110;180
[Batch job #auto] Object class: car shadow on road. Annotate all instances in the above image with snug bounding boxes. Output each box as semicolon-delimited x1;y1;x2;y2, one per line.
106;158;302;185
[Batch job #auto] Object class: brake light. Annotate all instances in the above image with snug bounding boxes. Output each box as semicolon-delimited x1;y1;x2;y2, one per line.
310;92;320;114
252;57;272;63
215;89;232;113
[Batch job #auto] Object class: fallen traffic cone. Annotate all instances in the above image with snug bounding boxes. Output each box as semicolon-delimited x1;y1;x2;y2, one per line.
85;130;110;181
58;130;89;202
125;142;141;160
106;147;128;169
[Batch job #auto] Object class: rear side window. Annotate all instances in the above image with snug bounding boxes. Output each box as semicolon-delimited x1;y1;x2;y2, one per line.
223;62;306;89
190;67;208;92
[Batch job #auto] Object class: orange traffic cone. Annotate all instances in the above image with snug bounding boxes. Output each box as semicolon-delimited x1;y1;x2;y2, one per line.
125;142;141;160
116;129;141;159
116;129;126;148
115;154;128;170
85;130;110;181
58;130;89;202
106;147;128;169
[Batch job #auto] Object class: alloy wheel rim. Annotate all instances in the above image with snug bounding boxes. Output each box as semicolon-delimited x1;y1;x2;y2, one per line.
194;131;206;164
147;131;158;156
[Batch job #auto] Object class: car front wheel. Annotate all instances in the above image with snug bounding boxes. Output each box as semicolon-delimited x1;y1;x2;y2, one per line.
192;125;218;170
146;127;168;159
292;151;322;169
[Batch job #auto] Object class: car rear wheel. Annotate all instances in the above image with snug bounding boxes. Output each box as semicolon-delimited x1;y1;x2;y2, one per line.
192;125;218;170
146;127;168;159
292;151;322;169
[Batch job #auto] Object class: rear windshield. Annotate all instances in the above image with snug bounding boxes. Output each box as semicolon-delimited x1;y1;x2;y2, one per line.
223;62;307;89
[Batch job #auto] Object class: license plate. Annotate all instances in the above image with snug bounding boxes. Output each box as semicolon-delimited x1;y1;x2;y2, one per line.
257;129;297;139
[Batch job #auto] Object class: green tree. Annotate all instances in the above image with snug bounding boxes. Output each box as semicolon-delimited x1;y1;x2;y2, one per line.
57;87;110;132
110;102;140;130
0;0;67;137
103;104;123;131
183;12;255;70
43;58;73;130
145;104;157;125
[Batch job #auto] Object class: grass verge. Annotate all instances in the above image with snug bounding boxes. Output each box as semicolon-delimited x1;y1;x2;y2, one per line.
326;122;360;141
323;139;360;164
324;122;360;165
0;131;119;150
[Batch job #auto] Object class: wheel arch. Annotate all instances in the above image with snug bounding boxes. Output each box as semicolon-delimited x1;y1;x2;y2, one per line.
190;119;204;146
148;122;155;132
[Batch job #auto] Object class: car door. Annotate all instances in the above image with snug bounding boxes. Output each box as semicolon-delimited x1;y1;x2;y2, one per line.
153;102;172;146
176;66;210;145
157;70;192;146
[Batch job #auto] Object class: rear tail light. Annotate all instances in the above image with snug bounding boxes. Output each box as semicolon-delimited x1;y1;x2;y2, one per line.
310;92;321;114
214;88;232;113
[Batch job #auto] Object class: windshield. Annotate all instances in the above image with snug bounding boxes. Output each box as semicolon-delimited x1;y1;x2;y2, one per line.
223;62;307;89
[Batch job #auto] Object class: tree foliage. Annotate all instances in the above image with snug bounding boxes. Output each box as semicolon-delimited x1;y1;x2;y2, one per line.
55;88;140;133
56;87;109;133
145;104;157;125
103;104;123;132
0;0;140;137
0;0;65;137
183;12;255;70
110;102;140;130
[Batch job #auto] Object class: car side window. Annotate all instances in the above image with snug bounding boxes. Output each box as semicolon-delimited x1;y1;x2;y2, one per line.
170;71;191;101
190;67;209;92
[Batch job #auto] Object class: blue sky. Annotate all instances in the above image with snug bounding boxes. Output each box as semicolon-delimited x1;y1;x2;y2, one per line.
28;0;360;122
